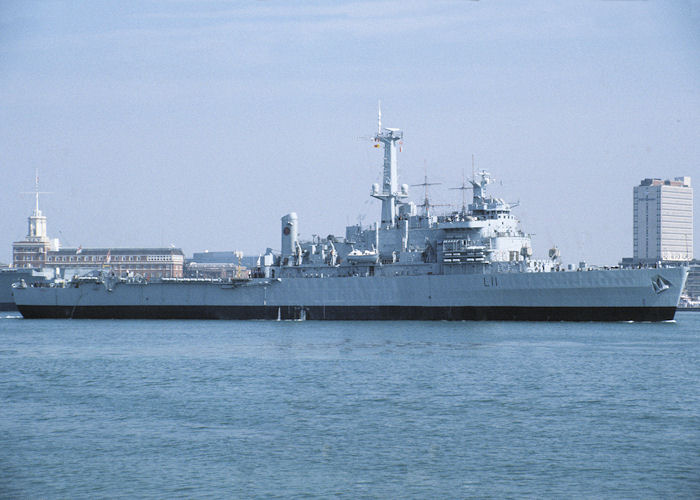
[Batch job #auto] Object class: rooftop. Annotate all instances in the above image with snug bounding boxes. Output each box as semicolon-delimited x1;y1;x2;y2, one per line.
53;247;185;256
639;177;692;188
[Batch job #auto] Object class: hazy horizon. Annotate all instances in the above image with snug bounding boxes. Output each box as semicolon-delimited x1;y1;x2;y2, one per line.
1;1;698;266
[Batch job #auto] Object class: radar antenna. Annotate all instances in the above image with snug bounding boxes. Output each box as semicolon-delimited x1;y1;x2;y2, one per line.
471;154;475;185
411;163;447;217
450;168;472;216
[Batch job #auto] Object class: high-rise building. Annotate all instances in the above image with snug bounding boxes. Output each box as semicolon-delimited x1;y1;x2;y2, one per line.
633;177;693;263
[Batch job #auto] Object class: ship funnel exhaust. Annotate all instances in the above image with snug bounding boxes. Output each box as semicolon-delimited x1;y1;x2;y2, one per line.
281;213;298;259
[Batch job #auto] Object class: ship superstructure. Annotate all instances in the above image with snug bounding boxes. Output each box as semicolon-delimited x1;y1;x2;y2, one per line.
270;118;545;280
13;114;689;321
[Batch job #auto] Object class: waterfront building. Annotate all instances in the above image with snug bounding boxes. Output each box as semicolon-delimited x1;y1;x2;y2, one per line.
48;248;185;279
686;260;700;300
11;183;184;278
12;180;59;269
625;176;696;301
633;177;693;263
186;250;256;279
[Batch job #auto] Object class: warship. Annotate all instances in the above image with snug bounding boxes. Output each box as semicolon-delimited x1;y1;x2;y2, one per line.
13;114;688;321
0;268;51;311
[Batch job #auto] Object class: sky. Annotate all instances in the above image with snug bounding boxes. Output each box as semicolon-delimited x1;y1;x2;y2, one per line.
1;0;698;266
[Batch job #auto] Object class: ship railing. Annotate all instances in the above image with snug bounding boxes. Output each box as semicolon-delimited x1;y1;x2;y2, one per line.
25;281;68;288
160;277;252;284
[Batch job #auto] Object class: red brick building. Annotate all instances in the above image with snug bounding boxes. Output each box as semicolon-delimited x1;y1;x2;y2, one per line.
12;191;184;278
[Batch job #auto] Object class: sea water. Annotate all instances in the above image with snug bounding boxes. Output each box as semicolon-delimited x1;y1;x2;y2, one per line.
1;313;699;498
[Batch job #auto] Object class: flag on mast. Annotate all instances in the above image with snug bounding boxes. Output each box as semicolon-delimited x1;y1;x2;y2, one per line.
76;246;82;254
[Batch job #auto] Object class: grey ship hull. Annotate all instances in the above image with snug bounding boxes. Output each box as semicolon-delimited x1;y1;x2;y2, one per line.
15;304;676;322
0;269;48;310
14;266;688;321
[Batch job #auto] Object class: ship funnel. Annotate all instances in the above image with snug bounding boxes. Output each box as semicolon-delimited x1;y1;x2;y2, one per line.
281;213;298;258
